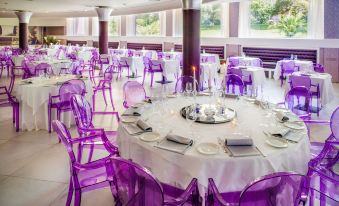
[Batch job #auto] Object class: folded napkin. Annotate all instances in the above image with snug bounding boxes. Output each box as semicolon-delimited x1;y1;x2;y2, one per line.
136;120;152;132
268;128;291;138
225;137;253;146
166;134;193;145
276;111;289;122
123;120;152;135
122;108;141;116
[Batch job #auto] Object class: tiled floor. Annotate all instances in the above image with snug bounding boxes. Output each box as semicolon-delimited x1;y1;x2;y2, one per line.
0;71;338;206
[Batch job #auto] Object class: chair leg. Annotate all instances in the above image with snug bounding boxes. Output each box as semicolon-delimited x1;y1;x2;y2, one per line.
66;177;74;206
48;105;52;133
15;105;19;132
109;88;115;110
102;89;108;106
150;73;154;87
92;92;96;111
74;189;82;206
142;69;146;85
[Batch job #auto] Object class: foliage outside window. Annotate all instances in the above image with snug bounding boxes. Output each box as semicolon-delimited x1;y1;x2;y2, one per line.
201;3;222;37
135;13;160;36
109;17;119;36
250;0;308;38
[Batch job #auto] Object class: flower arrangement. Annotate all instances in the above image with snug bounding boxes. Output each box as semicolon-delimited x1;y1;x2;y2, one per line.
43;36;60;45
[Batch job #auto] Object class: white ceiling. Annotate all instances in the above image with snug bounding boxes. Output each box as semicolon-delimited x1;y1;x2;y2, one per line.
0;0;226;18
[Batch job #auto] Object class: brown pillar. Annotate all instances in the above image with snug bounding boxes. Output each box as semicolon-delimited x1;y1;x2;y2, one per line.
99;21;108;54
182;0;201;89
96;7;112;54
15;11;32;51
19;23;28;51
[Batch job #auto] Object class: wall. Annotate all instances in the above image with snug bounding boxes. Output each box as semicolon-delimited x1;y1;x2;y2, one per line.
0;18;66;27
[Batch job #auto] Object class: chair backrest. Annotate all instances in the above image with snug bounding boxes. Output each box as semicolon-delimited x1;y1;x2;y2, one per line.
228;68;243;77
52;120;77;163
313;64;325;73
105;157;164;206
123;81;146;108
290;75;311;90
70;94;93;129
239;172;306;206
103;67;114;81
225;74;244;95
281;60;296;73
174;75;199;93
330;107;339;139
35;63;51;75
284;86;311;116
59;79;86;103
99;54;110;64
145;51;152;59
143;56;152;70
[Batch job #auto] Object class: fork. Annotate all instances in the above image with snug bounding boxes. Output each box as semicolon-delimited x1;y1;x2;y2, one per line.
217;137;228;154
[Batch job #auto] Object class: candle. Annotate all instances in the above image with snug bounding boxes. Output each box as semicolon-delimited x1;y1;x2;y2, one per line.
193;66;196;92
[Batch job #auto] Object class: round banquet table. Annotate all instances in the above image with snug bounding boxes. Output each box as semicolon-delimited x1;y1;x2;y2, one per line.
232;66;266;92
228;57;262;67
152;59;180;80
285;71;334;105
31;59;72;75
15;75;93;131
120;56;144;75
200;63;218;89
274;60;314;80
117;96;311;194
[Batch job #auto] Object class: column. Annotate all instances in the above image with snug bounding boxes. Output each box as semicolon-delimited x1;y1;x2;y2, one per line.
182;0;201;89
95;7;112;54
15;11;32;51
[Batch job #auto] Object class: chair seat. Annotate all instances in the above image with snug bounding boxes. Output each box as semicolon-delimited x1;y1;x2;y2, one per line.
50;101;72;110
82;131;118;147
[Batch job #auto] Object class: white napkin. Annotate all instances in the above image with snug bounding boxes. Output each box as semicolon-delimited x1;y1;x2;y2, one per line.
225;137;253;146
276;111;289;122
166;134;193;145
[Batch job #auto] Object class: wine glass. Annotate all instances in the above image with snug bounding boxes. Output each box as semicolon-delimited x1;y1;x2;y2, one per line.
186;105;198;139
185;82;193;96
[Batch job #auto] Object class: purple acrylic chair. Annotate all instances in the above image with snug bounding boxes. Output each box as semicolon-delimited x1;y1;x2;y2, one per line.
142;56;163;87
98;54;110;74
228;68;252;95
280;86;312;120
280;60;300;87
157;51;164;59
313;64;325;73
304;106;339;158
105;157;202;206
289;75;321;116
206;172;307;206
0;85;19;132
123;81;147;108
225;74;244;95
174;76;199;94
34;62;52;76
48;79;86;133
112;55;130;79
52;120;118;206
70;94;120;163
228;57;239;69
307;139;338;206
92;67;115;111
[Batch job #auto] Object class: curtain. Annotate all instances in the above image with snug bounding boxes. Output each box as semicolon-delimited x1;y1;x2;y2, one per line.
66;17;89;36
173;9;183;37
238;1;251;38
308;0;324;39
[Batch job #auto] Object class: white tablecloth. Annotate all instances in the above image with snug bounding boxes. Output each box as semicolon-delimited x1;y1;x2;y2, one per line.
78;51;92;63
233;66;266;90
274;60;314;80
111;49;130;57
152;59;180;79
15;75;93;131
201;53;221;68
12;55;25;67
228;57;262;67
285;72;334;105
162;51;182;60
117;97;311;194
120;56;144;75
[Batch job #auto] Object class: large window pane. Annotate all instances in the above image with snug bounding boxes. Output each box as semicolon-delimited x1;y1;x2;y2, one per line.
201;3;222;37
135;13;160;36
249;0;309;38
109;16;120;36
66;17;89;36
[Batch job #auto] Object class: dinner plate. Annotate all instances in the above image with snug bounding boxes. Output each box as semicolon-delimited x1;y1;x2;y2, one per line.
283;121;305;130
196;143;219;155
121;116;139;123
140;132;160;142
266;138;288;148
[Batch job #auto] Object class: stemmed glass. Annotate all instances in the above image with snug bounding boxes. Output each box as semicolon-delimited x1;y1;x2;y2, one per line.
186;104;198;140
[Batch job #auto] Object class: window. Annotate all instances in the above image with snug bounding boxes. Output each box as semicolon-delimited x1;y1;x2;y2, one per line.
249;0;309;38
201;3;222;37
92;16;120;36
66;17;89;36
109;16;120;36
135;13;161;36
